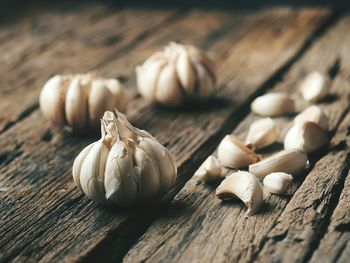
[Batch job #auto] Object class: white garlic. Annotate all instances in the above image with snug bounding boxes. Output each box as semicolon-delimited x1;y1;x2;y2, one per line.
245;118;279;149
299;71;329;102
251;92;295;117
136;42;216;107
72;110;177;206
218;135;261;169
216;171;264;216
263;172;293;194
194;155;222;183
294;105;329;131
40;73;129;132
284;121;329;153
249;149;308;179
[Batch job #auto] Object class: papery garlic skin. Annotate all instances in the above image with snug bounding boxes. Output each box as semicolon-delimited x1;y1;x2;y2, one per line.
72;111;177;206
294;105;329;131
194;156;222;183
263;172;292;195
284;121;329;153
216;171;264;216
245;118;279;149
251;92;294;117
218;135;261;169
40;73;128;132
249;149;308;179
136;42;216;107
299;71;329;102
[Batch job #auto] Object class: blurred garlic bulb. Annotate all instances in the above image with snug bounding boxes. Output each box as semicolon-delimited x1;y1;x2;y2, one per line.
284;121;329;153
294;105;329;131
245;118;279;149
136;42;216;107
40;73;129;132
251;92;294;117
299;71;329;102
72;110;177;206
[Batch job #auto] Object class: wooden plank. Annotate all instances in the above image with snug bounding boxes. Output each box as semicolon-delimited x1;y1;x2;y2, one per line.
122;16;350;263
0;7;331;263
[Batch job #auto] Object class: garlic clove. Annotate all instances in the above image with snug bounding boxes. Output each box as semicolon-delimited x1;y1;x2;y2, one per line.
105;79;129;113
216;171;264;216
251;92;295;117
294;105;329;131
263;172;293;194
245;118;279;149
88;79;110;125
194;155;222;183
284;121;329;153
72;143;94;191
155;63;184;107
249;149;308;179
39;75;66;126
176;50;196;93
299;71;329;102
65;77;88;130
218;135;261;169
193;62;215;98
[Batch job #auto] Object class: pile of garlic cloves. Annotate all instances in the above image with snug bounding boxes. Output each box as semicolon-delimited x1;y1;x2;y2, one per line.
194;71;331;216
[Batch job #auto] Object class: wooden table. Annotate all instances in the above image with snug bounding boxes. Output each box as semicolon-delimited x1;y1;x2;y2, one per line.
1;1;349;262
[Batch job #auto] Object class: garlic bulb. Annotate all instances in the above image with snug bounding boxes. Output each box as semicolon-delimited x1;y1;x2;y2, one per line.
294;105;329;131
245;118;279;149
194;155;222;183
299;71;329;102
40;73;128;132
284;121;329;153
218;135;261;169
251;92;295;117
136;42;216;107
216;171;264;216
72;111;177;206
263;172;293;194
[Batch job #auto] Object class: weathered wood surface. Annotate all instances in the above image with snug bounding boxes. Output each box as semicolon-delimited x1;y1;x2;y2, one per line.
0;2;349;263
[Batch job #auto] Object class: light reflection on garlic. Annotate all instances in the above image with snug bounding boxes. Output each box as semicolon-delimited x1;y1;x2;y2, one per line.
299;71;329;102
245;118;279;149
263;172;293;195
194;156;222;183
251;92;294;117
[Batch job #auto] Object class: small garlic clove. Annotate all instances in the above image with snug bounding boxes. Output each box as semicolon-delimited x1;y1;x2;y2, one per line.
294;105;329;131
251;92;295;117
176;50;196;93
263;172;293;194
194;156;222;183
155;63;184;107
88;79;110;125
245;118;279;149
284;121;329;153
216;171;264;216
249;149;308;179
218;135;261;169
105;79;129;113
72;143;94;191
65;77;88;130
193;62;215;98
299;71;329;102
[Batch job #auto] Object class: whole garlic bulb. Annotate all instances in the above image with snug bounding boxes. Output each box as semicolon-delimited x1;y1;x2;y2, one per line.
40;73;129;132
72;110;177;206
136;42;216;107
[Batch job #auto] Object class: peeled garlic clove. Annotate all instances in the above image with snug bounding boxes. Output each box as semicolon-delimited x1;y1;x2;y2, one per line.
263;172;293;194
294;105;329;131
194;156;222;183
299;71;329;102
245;118;279;149
218;135;261;169
284;121;329;153
251;92;295;117
216;171;264;216
249;149;307;179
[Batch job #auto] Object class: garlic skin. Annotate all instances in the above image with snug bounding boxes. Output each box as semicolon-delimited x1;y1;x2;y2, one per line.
136;42;216;107
249;149;308;179
294;105;329;131
72;111;177;206
216;171;264;216
284;121;329;153
263;172;293;195
245;118;279;149
40;73;128;132
194;156;222;183
299;71;329;102
218;135;261;169
251;92;295;117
